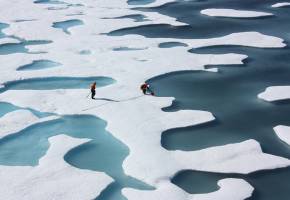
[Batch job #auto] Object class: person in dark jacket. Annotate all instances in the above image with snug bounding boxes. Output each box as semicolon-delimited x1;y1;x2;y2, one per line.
90;82;96;99
140;83;154;96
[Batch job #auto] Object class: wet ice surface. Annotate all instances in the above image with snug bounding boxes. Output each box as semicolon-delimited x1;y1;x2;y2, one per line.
0;77;115;93
114;14;150;22
0;23;8;38
113;47;147;51
0;40;51;55
52;19;84;34
17;60;61;71
158;42;188;48
127;0;155;6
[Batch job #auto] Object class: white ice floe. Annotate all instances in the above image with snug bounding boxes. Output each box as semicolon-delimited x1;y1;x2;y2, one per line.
201;9;273;18
272;2;290;8
0;0;289;199
274;125;290;146
183;32;286;49
0;37;20;45
0;109;58;139
258;86;290;101
123;179;253;200
4;90;290;186
0;135;113;200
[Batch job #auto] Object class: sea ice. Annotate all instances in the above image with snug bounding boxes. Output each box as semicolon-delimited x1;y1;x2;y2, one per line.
123;179;253;200
0;109;58;139
258;86;290;102
274;125;290;146
0;0;289;199
201;9;273;18
0;135;113;200
272;2;290;8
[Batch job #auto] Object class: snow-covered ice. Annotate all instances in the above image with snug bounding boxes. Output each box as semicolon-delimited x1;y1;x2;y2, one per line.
0;0;289;199
0;109;58;139
0;135;113;200
274;125;290;146
201;9;273;18
272;2;290;8
123;179;253;200
258;86;290;102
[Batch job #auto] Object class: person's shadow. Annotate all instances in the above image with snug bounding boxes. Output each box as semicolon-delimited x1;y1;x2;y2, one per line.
93;98;119;102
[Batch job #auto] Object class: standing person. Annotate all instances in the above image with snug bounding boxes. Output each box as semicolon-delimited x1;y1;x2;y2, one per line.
140;83;154;96
90;82;96;99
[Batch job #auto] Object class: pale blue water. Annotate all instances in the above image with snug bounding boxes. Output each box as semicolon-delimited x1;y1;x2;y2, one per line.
0;102;54;118
17;60;61;71
52;19;84;34
0;72;137;199
0;23;8;38
0;76;115;93
127;0;155;6
0;114;152;199
14;19;37;23
0;40;51;55
0;102;19;117
113;47;146;51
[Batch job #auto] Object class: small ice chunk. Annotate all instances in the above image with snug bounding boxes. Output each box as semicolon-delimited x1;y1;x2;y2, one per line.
272;2;290;8
258;86;290;102
274;125;290;146
201;9;273;18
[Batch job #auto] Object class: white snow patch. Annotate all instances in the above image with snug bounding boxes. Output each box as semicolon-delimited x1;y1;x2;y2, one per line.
123;179;253;200
184;32;286;48
258;86;290;101
0;109;58;139
201;9;273;18
0;37;20;45
0;135;113;200
274;125;290;146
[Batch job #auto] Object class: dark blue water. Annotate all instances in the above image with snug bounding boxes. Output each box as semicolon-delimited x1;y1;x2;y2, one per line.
0;76;115;93
172;169;290;200
109;0;290;199
158;42;188;48
52;19;84;34
109;0;290;40
150;46;290;157
17;60;61;71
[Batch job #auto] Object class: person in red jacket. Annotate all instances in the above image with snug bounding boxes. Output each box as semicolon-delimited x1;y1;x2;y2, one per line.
140;83;154;96
90;82;96;99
